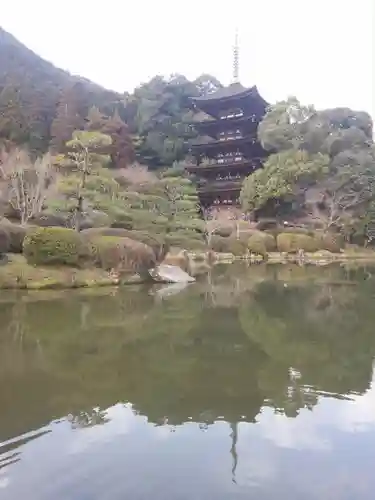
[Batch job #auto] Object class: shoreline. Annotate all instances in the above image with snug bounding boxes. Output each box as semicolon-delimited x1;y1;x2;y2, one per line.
1;250;375;291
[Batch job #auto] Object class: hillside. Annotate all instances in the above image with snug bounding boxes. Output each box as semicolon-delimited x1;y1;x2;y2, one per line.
0;27;124;154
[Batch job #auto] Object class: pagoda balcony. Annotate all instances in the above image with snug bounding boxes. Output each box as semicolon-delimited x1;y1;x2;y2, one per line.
197;179;243;194
194;113;260;137
191;135;261;154
186;156;263;173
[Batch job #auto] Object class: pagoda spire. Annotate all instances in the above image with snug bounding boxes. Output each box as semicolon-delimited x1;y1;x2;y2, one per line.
232;28;240;83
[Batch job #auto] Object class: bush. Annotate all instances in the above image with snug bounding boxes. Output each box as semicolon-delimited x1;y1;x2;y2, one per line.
277;233;320;253
280;226;313;236
82;228;164;256
250;231;277;251
90;236;131;271
166;234;206;251
313;231;343;253
23;227;89;266
210;235;231;253
247;234;268;258
255;219;279;231
0;227;10;253
213;226;233;238
0;220;27;253
90;235;156;273
228;238;248;256
30;212;68;227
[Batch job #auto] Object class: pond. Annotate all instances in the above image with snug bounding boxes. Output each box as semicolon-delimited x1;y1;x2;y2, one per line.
1;263;375;499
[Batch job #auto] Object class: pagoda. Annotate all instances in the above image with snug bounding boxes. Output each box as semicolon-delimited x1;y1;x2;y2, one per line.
187;32;269;209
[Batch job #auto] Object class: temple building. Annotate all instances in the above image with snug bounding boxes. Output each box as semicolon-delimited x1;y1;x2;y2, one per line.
187;33;269;209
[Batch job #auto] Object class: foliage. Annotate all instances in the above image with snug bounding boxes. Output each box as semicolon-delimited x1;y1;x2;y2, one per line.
276;233;320;253
240;149;330;212
248;232;276;253
0;27;123;155
53;130;113;230
244;97;375;242
23;227;89;266
0;218;27;253
82;228;164;257
0;226;10;253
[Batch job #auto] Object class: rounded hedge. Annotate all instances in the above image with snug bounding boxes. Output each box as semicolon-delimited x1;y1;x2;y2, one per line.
313;231;343;253
210;235;231;253
247;234;268;258
23;227;89;266
0;227;10;254
82;228;164;256
277;233;320;253
90;235;156;273
0;220;27;253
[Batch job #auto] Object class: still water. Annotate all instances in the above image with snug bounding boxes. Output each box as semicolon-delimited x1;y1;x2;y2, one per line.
1;263;375;499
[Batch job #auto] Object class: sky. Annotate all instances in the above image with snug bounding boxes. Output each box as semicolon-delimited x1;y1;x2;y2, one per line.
1;0;374;116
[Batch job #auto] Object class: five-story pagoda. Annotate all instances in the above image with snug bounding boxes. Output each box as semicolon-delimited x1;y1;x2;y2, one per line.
187;33;269;209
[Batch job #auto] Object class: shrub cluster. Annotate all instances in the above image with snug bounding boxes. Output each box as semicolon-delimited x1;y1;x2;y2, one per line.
276;233;320;253
23;227;90;266
0;219;28;253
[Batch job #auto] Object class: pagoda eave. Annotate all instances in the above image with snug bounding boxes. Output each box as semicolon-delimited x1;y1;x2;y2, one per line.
197;181;242;194
191;136;256;151
186;160;260;173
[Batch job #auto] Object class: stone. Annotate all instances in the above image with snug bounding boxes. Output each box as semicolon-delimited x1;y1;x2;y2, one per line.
149;264;196;283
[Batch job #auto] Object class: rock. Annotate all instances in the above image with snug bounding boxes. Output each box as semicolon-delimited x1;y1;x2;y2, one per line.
151;282;190;300
149;264;195;283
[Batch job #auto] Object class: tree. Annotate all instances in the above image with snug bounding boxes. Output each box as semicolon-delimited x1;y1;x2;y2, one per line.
50;84;87;153
103;110;135;169
240;150;330;214
258;97;315;152
251;98;375;236
0;149;56;224
61;130;112;230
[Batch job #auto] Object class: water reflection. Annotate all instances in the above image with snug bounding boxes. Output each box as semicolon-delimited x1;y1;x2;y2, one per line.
1;264;375;498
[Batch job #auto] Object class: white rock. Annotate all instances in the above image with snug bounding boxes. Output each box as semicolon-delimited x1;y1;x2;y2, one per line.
149;264;196;283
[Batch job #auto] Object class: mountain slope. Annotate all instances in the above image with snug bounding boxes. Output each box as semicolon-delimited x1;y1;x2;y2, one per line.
0;27;123;153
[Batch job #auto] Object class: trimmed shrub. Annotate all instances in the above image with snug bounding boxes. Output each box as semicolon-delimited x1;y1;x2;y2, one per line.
210;235;231;253
228;238;248;256
213;226;233;238
0;227;10;253
280;226;313;236
255;219;279;231
277;233;320;253
30;212;68;227
82;228;164;256
90;236;131;271
0;220;27;253
166;234;206;251
314;231;343;253
23;227;89;266
90;236;156;273
247;234;268;258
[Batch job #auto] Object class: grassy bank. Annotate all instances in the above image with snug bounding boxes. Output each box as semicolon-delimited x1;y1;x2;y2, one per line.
0;254;121;290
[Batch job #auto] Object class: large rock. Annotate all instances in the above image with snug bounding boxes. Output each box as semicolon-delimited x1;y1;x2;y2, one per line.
149;264;195;283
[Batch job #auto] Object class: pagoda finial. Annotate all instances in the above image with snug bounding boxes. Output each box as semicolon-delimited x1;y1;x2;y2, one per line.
233;28;239;83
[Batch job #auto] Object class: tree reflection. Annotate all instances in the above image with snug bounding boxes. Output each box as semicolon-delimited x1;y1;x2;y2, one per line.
0;264;375;442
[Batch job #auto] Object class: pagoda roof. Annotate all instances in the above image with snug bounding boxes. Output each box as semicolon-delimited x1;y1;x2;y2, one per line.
193;83;266;104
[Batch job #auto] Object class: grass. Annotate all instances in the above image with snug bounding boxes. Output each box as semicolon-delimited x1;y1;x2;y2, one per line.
0;254;120;290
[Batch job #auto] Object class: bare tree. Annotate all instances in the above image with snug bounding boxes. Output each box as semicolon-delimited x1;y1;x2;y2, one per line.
0;149;56;225
305;165;374;235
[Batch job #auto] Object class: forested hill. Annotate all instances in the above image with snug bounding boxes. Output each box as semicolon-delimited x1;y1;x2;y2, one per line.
0;27;124;154
0;27;224;167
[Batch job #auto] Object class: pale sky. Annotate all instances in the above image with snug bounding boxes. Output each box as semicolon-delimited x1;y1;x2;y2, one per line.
1;0;374;116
